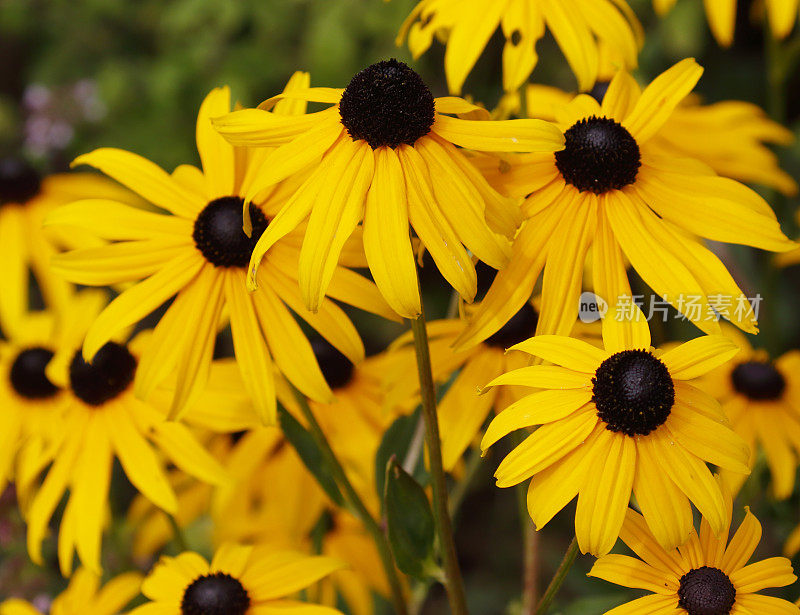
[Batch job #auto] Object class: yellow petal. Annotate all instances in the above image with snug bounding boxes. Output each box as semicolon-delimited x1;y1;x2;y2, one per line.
482;389;593;450
542;0;599;91
72;149;201;218
575;430;636;555
432;114;565;152
589;554;677;594
299;140;373;312
197;87;235;197
510;335;608;372
167;267;226;420
494;409;598;487
241;552;346;602
660;335;740;379
106;404;177;514
212;108;334;147
363;146;420;319
151;421;230;485
730;557;797;593
486;365;591;389
623;59;703;144
618;508;689;579
703;0;736;47
399;144;477;301
83;252;204;361
224;270;277;425
665;407;750;474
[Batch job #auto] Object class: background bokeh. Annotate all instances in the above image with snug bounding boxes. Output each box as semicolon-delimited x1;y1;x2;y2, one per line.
1;0;800;613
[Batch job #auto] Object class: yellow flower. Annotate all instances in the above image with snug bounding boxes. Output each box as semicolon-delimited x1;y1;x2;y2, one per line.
212;59;564;319
0;159;141;336
396;0;641;94
589;501;799;614
129;544;346;615
483;312;749;556
700;327;800;500
0;567;142;615
47;79;393;423
0;303;70;509
25;290;229;576
655;0;799;45
524;84;797;196
457;60;795;349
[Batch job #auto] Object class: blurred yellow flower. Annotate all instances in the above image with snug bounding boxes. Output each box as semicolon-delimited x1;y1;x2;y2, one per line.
701;326;800;499
0;567;141;615
397;0;641;94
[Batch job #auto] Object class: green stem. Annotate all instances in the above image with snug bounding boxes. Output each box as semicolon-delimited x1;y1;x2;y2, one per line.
290;387;409;615
534;537;579;615
168;515;188;552
411;311;469;615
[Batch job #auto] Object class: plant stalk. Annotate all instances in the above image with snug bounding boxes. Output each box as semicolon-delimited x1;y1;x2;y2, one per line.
290;387;409;615
534;536;579;615
411;311;469;615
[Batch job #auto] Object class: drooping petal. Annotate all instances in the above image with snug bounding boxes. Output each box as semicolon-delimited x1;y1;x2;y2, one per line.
363;146;420;319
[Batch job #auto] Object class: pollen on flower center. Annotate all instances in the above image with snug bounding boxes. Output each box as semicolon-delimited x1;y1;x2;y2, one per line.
193;196;269;268
678;566;737;615
10;347;59;400
592;349;674;436
485;304;539;349
338;59;435;149
731;360;786;401
69;342;137;406
554;116;641;194
0;158;41;205
181;572;251;615
311;338;354;390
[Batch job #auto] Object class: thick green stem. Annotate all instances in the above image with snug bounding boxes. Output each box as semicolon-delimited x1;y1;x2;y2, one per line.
534;537;579;615
290;387;409;615
411;312;469;615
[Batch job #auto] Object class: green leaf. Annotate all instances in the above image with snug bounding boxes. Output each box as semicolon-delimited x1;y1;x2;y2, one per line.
384;456;436;578
375;409;422;507
278;405;344;507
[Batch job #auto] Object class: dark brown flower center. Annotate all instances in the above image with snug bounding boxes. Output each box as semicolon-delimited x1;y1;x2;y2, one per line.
193;196;268;268
678;566;736;615
339;59;435;149
69;342;136;406
731;360;785;401
0;158;41;205
181;573;250;615
10;347;59;400
592;350;674;436
555;116;640;194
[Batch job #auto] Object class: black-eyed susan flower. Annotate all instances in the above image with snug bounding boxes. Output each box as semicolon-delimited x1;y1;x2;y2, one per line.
655;0;799;45
589;503;799;614
396;0;641;94
0;567;142;615
26;290;229;576
0;303;69;508
700;327;800;500
212;59;564;319
482;312;749;556
0;158;140;336
47;80;393;423
523;84;798;196
129;544;346;615
457;60;796;349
